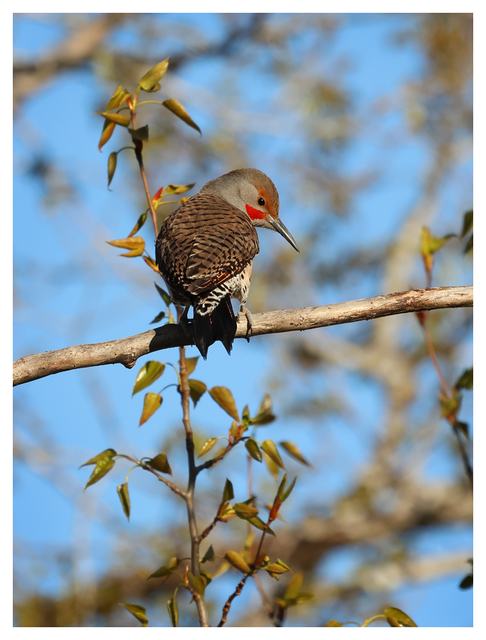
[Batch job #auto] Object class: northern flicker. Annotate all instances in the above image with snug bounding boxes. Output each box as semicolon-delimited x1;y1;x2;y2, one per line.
155;168;299;358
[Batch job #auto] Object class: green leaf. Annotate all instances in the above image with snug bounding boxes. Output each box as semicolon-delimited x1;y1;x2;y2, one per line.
164;183;196;195
167;594;179;627
200;569;212;586
143;255;161;274
261;440;285;469
129;125;149;142
185;356;199;376
209;386;240;422
201;545;215;564
459;573;473;589
325;620;343;627
440;393;460;419
224;551;251;574
139;58;170;92
146;453;172;475
82;450;116;490
119;603;148;627
117;482;131;520
80;448;117;467
128;212;148;237
454;420;470;439
461;210;473;238
233;502;259;520
280;441;311;466
154;283;172;307
245;438;262;462
383;607;417;627
133;361;166;395
162;98;201;134
188;379;207;407
139;392;163;426
187;572;206;597
150;311;166;324
464;234;473;254
284;573;303;601
455;367;473;391
247;515;275;536
222;478;234;503
197;437;218;458
148;557;180;579
107;151;117;189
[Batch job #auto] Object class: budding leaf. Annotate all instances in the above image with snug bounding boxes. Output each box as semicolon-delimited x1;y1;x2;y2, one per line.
233;502;259;520
106;236;145;257
107;151;117;189
119;603;148;627
128;212;148;237
98;119;116;151
261;440;285;469
162;98;201;134
280;441;311;466
117;482;131;520
105;85;131;112
95;111;131;127
245;438;262;462
383;607;417;627
224;551;251;574
167;594;179;627
197;437;218;458
164;183;196;195
139;58;170;92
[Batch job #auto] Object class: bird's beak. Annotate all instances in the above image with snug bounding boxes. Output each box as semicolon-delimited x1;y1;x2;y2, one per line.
270;217;300;252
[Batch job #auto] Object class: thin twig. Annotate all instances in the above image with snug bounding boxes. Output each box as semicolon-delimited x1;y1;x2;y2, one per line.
177;307;210;627
418;315;473;487
217;575;249;627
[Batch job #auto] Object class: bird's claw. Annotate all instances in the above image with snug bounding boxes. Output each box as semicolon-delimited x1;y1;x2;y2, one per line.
238;306;253;342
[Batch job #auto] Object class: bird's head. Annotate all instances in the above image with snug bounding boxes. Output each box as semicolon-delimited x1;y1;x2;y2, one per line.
204;168;299;252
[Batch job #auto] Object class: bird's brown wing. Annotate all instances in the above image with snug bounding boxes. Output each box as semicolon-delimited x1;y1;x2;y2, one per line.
156;192;259;297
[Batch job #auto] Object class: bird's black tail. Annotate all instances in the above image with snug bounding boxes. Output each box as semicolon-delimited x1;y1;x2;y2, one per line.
193;295;237;359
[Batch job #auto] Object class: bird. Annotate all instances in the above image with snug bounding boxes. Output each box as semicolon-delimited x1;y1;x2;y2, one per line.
155;168;299;359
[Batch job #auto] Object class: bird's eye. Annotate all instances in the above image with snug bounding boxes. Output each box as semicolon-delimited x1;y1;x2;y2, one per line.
258;197;266;206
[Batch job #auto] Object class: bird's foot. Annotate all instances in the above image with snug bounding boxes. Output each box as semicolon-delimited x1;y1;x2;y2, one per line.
238;306;253;342
178;306;195;342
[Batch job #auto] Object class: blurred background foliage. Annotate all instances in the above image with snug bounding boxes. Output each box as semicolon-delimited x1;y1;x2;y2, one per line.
13;13;472;627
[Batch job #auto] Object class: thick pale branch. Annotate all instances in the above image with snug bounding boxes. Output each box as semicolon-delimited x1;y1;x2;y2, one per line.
13;286;472;387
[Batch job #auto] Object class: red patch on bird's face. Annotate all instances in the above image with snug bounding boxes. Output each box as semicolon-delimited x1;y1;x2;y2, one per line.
246;204;265;220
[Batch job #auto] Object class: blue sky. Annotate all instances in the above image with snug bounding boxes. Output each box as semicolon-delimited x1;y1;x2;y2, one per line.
12;12;473;627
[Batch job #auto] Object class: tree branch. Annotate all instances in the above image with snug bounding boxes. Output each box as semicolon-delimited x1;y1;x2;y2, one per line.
13;286;472;387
